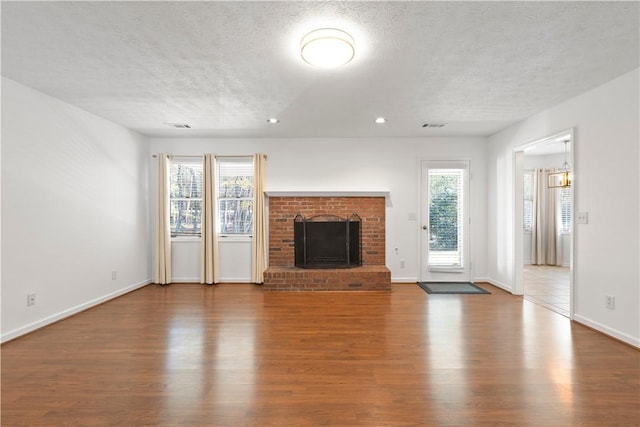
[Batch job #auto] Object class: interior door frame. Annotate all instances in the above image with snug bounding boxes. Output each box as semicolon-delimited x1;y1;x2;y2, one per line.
420;159;472;283
512;129;575;319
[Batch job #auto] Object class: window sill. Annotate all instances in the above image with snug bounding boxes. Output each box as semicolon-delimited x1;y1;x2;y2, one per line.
219;235;252;242
171;235;252;243
172;236;201;242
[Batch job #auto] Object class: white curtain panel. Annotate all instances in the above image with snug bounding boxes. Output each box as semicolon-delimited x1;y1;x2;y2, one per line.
201;154;219;284
154;154;172;284
251;153;268;284
531;169;562;266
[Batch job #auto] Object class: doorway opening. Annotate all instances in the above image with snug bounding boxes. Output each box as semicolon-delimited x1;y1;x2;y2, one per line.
513;130;574;318
420;160;471;283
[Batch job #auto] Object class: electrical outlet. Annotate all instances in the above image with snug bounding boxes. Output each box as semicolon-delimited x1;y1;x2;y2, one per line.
27;293;36;306
111;271;117;280
400;260;406;268
606;295;615;310
576;212;589;224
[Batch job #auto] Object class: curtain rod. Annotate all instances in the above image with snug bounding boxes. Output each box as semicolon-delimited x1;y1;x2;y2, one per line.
151;154;267;159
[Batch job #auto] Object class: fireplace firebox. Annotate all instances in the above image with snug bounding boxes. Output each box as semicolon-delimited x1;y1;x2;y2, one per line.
294;213;362;269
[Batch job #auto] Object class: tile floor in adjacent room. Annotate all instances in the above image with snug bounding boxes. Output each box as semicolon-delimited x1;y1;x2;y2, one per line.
524;265;570;317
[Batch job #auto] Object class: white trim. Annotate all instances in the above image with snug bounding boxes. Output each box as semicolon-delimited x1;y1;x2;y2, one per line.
171;277;200;283
172;236;201;243
265;191;390;198
513;128;575;316
483;277;514;293
171;279;253;283
428;267;465;273
1;279;151;343
573;315;640;349
218;235;252;243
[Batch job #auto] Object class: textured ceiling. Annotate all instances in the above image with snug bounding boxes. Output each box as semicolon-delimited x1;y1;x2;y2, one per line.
2;1;638;138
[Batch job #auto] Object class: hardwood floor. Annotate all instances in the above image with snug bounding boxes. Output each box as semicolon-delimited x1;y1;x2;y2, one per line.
2;283;638;426
524;265;570;317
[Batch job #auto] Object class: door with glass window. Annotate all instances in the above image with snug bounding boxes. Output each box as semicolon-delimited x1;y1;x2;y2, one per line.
421;161;471;282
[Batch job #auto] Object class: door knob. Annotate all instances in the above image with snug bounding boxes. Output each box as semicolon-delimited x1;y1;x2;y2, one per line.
422;225;428;230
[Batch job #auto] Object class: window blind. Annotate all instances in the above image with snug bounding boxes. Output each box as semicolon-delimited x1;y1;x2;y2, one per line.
169;159;203;236
428;169;463;267
217;157;254;234
560;187;572;233
523;171;534;232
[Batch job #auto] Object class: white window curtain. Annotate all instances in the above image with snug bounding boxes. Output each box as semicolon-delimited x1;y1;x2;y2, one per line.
201;153;219;284
154;154;172;284
530;168;563;266
251;153;267;284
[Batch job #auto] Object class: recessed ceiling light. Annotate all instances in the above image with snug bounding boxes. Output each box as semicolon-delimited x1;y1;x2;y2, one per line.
375;117;387;124
300;28;355;68
267;118;279;124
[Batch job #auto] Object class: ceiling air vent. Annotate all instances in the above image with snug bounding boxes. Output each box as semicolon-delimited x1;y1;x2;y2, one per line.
422;123;446;128
165;123;191;129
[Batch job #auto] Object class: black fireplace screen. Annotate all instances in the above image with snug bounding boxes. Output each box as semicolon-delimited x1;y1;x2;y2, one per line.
294;213;362;269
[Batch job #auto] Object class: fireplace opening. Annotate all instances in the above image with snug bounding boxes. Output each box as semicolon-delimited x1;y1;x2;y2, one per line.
294;213;362;269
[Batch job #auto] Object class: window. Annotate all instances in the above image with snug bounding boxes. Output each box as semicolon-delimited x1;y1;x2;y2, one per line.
169;158;203;237
522;170;572;234
217;157;253;235
428;169;463;267
560;186;572;233
523;171;534;232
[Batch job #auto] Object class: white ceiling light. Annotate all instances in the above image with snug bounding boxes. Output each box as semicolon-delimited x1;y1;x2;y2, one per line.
375;117;386;124
267;118;279;124
300;28;355;68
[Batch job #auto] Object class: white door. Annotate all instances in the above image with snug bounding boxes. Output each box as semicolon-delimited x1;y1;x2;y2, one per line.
421;161;471;282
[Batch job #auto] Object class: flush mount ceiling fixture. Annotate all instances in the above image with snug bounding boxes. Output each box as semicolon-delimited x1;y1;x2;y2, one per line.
300;28;355;68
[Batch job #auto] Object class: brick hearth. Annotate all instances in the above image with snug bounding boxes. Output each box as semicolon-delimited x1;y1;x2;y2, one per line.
262;265;391;291
263;194;391;291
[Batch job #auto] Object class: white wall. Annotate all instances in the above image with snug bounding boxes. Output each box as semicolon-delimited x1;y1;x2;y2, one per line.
149;137;488;283
487;69;639;347
1;78;151;341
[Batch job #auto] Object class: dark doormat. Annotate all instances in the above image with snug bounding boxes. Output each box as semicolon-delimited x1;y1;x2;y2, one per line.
417;282;490;294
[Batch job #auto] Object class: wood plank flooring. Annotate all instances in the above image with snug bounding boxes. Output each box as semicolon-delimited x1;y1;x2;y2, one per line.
2;283;638;426
524;265;570;317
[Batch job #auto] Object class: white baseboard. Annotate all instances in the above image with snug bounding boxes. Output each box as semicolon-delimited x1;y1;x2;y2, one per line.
1;279;151;343
481;277;514;293
170;277;200;283
171;279;255;284
573;314;640;348
218;278;253;283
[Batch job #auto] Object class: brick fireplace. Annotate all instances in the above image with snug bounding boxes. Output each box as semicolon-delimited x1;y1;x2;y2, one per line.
263;192;391;291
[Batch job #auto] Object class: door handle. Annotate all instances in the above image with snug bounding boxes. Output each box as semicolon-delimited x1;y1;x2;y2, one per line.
422;225;428;230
